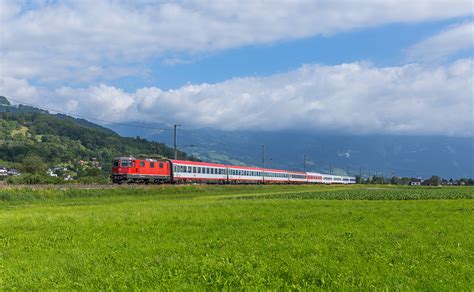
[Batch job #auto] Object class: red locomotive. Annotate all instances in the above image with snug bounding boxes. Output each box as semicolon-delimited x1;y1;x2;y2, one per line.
111;156;356;184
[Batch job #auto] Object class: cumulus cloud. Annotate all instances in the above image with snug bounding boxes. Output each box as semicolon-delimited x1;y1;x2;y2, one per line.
1;0;472;83
408;21;474;62
3;59;472;137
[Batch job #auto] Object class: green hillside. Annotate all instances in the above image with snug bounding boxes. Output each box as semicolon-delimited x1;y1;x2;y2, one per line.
0;97;191;171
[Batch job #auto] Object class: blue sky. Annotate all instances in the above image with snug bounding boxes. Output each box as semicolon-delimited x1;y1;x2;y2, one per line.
1;0;473;136
118;17;472;91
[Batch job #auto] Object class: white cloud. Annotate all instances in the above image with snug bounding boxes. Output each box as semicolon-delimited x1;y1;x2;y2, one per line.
3;59;471;137
408;21;474;62
1;0;472;83
0;77;40;102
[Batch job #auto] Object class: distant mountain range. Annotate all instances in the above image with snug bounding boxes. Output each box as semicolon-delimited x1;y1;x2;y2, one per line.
111;122;474;179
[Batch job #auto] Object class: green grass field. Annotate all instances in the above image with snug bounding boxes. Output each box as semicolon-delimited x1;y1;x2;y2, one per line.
1;185;473;289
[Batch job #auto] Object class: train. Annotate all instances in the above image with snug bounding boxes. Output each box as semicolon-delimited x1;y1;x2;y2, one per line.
111;156;356;184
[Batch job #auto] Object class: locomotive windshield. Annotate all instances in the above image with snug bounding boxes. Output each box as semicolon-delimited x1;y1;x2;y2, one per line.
121;160;132;167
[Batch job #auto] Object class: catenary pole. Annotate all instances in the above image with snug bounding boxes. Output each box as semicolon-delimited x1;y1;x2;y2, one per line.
173;124;180;159
262;145;265;184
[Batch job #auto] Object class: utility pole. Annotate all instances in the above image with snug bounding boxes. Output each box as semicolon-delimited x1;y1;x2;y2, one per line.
173;124;180;159
303;154;306;172
262;145;265;184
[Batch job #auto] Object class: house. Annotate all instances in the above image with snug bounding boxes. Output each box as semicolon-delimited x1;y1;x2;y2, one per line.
7;168;20;176
410;178;422;186
0;166;7;176
47;169;58;177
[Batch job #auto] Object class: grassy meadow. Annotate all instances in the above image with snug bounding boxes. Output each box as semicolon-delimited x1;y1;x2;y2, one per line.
1;184;473;289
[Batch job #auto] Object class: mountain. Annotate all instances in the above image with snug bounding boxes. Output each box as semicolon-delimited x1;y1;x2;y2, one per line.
0;97;192;169
111;122;474;179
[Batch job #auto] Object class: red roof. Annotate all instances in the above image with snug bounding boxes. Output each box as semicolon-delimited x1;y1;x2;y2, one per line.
227;164;263;171
171;159;299;174
170;160;227;168
223;164;289;173
288;171;306;175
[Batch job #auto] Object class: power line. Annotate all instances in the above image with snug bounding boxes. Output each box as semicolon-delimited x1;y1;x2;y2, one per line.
4;97;173;132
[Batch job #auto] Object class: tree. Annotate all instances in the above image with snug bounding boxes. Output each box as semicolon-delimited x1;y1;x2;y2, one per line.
429;175;441;186
21;155;47;174
390;176;400;185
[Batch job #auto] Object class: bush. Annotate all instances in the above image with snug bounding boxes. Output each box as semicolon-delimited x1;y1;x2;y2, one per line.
21;155;47;174
6;174;65;184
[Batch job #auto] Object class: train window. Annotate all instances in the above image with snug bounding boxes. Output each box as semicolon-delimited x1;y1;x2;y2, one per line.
140;161;145;167
159;163;164;168
121;160;131;167
150;162;155;168
193;167;196;173
113;160;119;167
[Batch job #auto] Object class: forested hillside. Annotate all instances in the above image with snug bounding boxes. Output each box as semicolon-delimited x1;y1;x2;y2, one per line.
0;97;190;171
